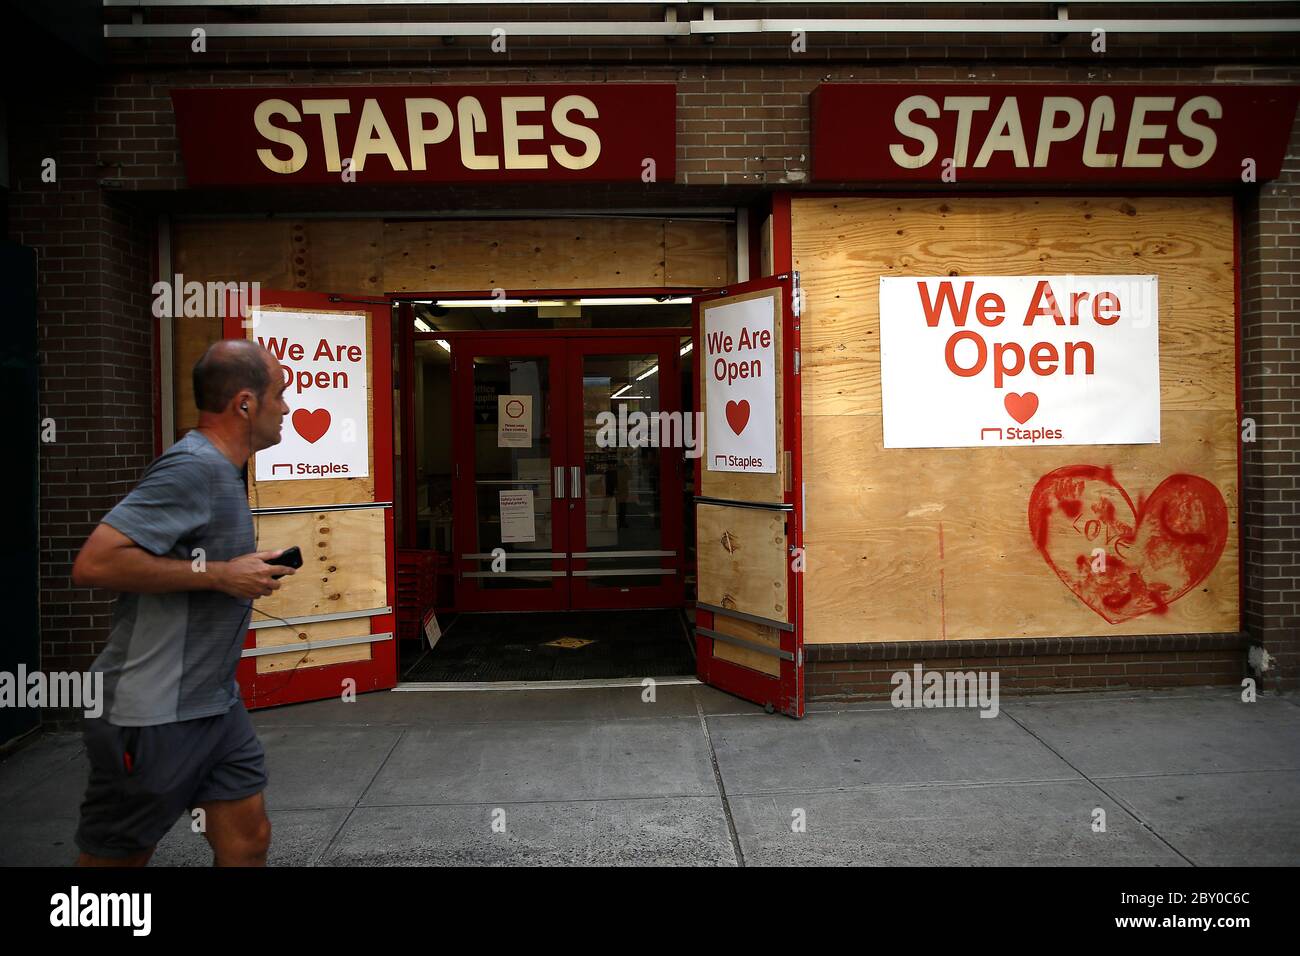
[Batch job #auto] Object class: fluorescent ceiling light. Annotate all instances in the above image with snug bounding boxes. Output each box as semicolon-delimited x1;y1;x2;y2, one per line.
436;298;536;308
434;297;691;308
679;342;693;355
578;297;692;306
413;317;433;332
436;339;451;352
636;365;659;381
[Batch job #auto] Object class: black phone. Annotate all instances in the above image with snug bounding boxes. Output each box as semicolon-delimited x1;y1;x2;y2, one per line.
272;546;303;579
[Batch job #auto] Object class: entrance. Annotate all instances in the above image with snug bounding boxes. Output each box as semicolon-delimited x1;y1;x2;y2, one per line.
450;332;686;612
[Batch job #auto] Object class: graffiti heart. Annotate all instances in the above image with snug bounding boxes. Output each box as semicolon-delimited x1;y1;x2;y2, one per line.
1027;465;1228;623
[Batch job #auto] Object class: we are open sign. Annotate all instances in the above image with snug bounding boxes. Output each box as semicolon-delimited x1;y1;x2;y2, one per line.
879;275;1160;449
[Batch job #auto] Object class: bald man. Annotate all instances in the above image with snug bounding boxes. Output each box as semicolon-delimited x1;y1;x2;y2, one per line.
70;339;296;866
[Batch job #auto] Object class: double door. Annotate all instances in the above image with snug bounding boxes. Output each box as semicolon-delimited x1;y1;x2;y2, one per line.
451;333;685;611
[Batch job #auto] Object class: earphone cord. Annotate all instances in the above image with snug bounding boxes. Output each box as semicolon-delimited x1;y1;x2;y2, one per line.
229;402;316;707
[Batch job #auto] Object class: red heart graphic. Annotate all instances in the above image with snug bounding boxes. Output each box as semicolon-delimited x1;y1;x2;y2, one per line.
1028;465;1228;623
292;408;331;444
725;400;750;435
1005;392;1039;424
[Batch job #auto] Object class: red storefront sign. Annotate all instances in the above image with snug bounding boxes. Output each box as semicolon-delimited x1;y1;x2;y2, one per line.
171;84;676;186
810;84;1299;184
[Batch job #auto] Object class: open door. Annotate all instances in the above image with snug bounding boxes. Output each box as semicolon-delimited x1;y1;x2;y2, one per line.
223;290;397;708
692;274;804;717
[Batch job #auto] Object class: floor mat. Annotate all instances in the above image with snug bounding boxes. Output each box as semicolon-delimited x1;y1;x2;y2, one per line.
400;609;696;682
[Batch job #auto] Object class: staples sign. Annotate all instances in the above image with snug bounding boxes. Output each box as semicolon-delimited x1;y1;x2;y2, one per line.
812;84;1299;184
170;84;675;186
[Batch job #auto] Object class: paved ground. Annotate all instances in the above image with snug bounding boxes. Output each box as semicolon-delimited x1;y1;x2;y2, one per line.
2;684;1298;866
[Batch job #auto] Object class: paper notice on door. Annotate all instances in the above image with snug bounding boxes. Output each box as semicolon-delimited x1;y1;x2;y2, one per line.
499;489;536;543
497;394;533;447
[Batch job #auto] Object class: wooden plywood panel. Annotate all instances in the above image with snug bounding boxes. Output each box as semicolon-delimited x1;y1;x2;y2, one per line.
710;612;782;677
171;219;299;433
665;219;734;286
254;616;374;675
794;197;1235;418
791;196;1239;644
302;220;384;293
697;503;789;622
382;218;669;292
249;507;388;623
698;286;786;506
241;306;376;508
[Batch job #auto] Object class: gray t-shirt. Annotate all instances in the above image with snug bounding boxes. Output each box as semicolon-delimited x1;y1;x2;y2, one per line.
91;429;256;726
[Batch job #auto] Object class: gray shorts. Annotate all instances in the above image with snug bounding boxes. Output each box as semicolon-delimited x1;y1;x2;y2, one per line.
74;701;268;858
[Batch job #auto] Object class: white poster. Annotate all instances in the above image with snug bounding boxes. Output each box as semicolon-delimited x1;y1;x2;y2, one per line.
497;394;533;448
499;489;536;543
703;295;777;473
879;275;1160;448
251;309;370;480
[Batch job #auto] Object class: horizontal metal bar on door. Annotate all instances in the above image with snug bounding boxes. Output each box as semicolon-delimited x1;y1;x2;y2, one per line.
571;568;675;577
241;632;393;658
463;552;565;560
572;550;677;558
696;600;794;633
249;606;393;630
693;495;793;513
250;501;393;515
696;626;794;662
463;570;567;578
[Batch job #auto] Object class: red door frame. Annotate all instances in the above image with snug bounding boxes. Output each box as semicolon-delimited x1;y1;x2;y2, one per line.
223;290;398;708
441;328;688;612
691;273;805;718
450;334;572;611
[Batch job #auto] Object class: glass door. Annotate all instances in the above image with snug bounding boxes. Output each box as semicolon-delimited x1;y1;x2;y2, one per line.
450;332;687;612
565;336;685;610
452;337;570;611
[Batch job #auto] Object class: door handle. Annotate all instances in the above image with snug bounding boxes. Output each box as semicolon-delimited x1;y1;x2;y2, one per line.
570;466;583;499
554;466;565;499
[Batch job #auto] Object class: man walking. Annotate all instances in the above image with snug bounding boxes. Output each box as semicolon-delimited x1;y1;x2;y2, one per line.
70;338;296;866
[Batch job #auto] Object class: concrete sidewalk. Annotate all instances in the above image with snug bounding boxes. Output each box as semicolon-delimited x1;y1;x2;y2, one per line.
1;685;1297;866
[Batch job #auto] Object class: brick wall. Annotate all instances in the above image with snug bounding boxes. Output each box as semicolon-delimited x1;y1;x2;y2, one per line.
10;84;154;680
11;7;1300;698
1241;103;1300;692
805;634;1250;701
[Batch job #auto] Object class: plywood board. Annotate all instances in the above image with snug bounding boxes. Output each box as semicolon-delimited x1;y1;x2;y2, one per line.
249;507;389;623
698;285;786;506
171;219;298;433
665;219;734;286
697;503;789;623
382;217;670;292
300;219;384;293
254;615;375;675
710;612;782;677
791;196;1239;644
794;197;1235;418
